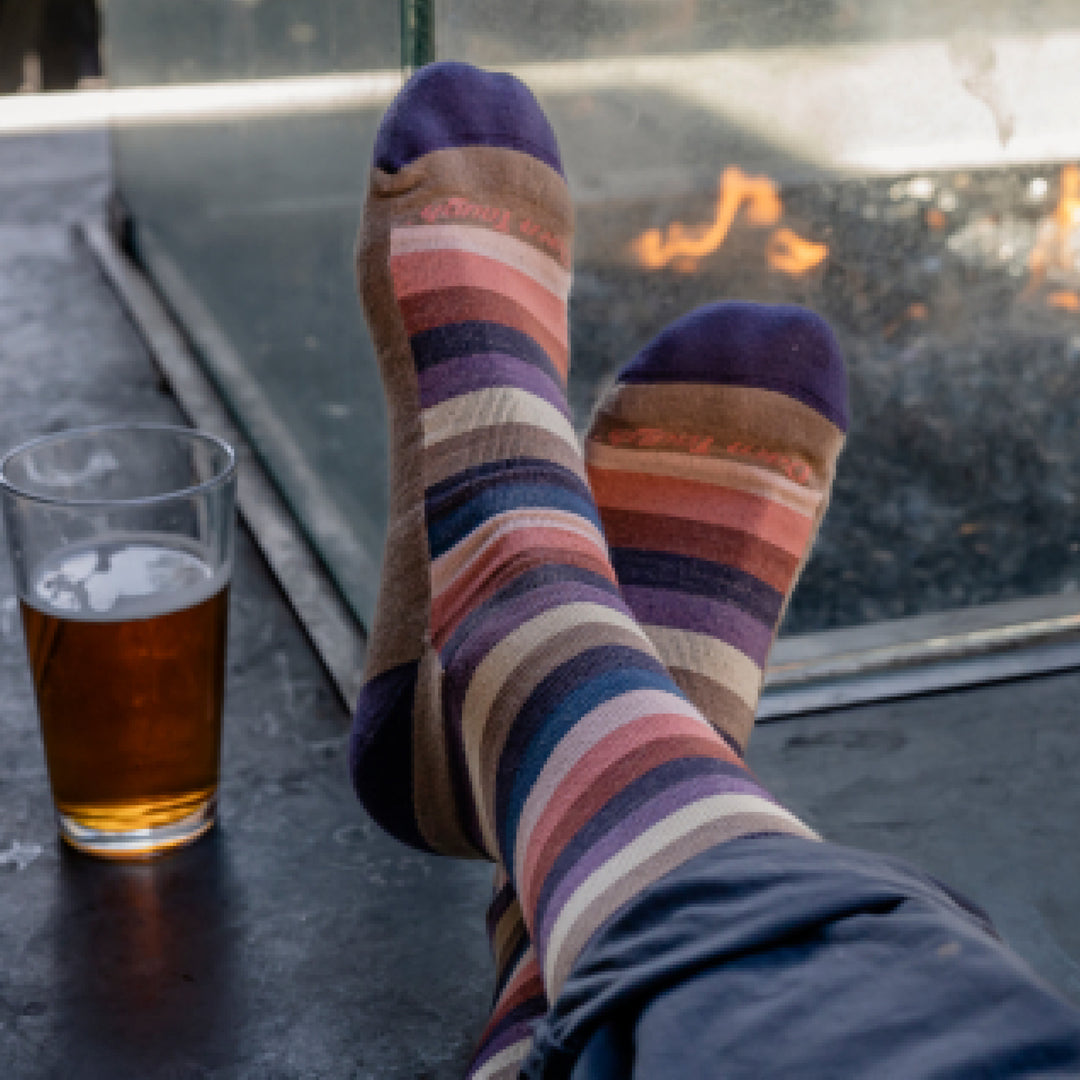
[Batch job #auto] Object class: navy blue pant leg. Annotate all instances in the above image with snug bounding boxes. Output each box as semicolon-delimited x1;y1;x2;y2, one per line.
523;836;1080;1079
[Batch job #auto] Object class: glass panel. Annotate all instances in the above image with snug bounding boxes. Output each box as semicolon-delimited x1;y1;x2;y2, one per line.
438;1;1080;633
104;1;1080;637
105;0;402;623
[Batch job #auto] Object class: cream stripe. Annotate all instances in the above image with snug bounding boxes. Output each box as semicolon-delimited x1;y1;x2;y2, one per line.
422;387;579;456
586;441;820;517
543;792;815;993
512;687;698;885
391;221;571;298
470;1039;535;1080
462;602;656;854
432;508;610;598
548;807;818;996
644;626;763;709
423;425;588;489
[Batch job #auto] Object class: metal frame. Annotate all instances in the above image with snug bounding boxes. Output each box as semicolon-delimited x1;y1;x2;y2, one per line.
401;0;436;70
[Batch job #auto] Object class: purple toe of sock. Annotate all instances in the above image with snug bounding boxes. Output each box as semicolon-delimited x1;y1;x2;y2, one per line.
620;302;849;431
374;60;564;177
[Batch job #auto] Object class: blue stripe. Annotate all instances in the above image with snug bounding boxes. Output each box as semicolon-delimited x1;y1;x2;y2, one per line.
427;483;603;559
411;321;563;387
498;658;679;864
426;459;594;523
611;547;782;625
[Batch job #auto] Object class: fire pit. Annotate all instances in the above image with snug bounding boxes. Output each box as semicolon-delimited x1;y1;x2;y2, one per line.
570;163;1080;634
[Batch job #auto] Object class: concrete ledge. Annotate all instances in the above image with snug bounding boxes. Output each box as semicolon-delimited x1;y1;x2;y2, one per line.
762;592;1080;717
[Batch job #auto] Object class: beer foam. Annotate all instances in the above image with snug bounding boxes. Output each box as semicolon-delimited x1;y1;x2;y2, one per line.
29;537;228;622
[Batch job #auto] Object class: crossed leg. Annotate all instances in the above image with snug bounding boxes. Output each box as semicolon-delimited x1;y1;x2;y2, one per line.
350;60;1080;1079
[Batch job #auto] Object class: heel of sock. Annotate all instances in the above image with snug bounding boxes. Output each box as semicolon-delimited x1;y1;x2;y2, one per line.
350;653;487;858
349;660;434;851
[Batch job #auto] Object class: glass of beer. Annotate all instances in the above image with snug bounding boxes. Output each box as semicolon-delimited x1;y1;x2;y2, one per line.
0;423;236;858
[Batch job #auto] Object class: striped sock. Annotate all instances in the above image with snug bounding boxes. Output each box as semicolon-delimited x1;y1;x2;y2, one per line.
587;300;849;752
437;393;814;1004
350;60;586;857
465;301;849;1077
351;60;813;1013
467;869;549;1080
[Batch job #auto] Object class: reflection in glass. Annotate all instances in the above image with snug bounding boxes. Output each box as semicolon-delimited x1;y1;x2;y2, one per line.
106;0;401;622
439;1;1080;633
104;0;1080;635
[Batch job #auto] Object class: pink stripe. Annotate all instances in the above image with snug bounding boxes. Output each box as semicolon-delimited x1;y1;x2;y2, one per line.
432;508;605;591
518;710;712;915
391;249;567;347
512;687;691;884
431;523;614;644
589;465;812;556
391;221;571;296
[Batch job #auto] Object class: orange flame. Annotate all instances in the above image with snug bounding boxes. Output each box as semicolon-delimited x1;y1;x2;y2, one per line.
631;166;826;276
1028;165;1080;298
1048;290;1080;313
766;228;829;275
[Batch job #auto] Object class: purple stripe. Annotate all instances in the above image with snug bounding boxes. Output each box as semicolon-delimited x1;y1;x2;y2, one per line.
622;584;772;666
418;352;570;419
442;579;631;750
470;1013;540;1072
618;302;848;431
536;772;771;949
443;579;628;681
442;565;620;666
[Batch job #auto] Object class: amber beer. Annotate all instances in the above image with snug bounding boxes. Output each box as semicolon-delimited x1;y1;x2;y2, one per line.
20;538;229;853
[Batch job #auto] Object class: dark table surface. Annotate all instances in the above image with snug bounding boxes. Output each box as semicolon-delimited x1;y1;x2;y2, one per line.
1;129;1077;1080
0;130;495;1080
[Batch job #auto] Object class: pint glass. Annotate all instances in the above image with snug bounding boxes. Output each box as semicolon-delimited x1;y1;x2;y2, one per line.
0;424;236;857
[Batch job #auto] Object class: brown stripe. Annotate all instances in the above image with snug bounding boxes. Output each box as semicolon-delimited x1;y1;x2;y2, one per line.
356;191;432;681
366;146;573;269
412;647;483;856
423;423;586;488
666;667;757;753
592;382;843;492
398;285;567;370
599;505;799;592
493;906;528;974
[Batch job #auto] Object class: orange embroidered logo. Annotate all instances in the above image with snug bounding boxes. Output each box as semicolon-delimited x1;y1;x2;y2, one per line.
421;197;512;232
607;427;812;484
608;426;715;455
418;199;570;265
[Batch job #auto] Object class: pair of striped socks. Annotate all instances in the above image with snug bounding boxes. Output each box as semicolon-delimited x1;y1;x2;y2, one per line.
348;61;848;1078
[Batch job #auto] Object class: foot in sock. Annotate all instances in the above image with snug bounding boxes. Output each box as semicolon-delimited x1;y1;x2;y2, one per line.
465;301;849;1076
587;300;848;750
350;57;844;844
353;61;814;1002
350;59;596;856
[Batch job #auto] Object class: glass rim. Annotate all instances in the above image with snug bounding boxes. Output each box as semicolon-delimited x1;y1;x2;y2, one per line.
0;422;237;509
